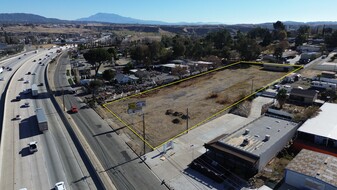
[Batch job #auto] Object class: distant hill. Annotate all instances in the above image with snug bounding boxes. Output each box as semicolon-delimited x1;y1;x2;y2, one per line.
77;13;169;25
0;13;64;23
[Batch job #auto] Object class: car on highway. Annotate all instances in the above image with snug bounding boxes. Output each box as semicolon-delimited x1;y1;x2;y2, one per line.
71;105;78;113
55;181;66;190
28;141;37;153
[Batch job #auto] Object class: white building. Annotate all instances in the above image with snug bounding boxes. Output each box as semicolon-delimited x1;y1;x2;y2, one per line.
297;103;337;148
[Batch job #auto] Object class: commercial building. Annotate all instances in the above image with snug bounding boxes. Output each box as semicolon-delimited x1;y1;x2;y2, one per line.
285;149;337;190
204;116;298;178
295;103;337;156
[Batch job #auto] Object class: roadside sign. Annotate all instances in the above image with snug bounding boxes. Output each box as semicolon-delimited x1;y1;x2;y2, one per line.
127;101;146;114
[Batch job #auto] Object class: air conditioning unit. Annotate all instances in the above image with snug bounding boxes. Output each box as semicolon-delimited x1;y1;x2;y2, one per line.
264;135;271;141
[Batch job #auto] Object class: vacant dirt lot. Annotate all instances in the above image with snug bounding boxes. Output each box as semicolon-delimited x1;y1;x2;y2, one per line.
105;64;289;148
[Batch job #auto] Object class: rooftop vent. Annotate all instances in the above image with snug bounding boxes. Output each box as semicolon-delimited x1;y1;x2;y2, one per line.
264;135;271;142
241;138;250;146
244;129;250;135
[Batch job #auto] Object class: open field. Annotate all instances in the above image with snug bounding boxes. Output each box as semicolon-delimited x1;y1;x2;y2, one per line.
4;25;95;34
105;63;299;149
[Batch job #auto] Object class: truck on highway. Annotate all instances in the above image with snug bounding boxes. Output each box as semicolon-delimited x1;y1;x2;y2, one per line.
32;84;38;97
36;108;48;131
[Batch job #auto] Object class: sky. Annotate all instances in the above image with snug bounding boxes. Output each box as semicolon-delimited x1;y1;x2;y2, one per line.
1;0;337;24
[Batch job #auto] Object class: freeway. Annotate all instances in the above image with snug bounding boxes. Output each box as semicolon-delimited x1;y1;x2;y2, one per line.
50;51;166;189
0;48;94;190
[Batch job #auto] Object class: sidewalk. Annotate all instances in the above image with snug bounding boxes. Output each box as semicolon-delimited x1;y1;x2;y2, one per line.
144;96;274;189
144;113;254;189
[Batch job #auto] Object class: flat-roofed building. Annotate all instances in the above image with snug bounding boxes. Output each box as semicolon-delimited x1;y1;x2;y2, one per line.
285;149;337;190
295;103;337;155
205;116;299;178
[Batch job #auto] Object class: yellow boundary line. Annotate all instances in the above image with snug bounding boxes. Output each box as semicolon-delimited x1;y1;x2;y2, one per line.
103;62;303;150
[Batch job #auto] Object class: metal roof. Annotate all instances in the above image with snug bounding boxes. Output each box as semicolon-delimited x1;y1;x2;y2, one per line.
286;149;337;187
298;103;337;140
217;116;298;157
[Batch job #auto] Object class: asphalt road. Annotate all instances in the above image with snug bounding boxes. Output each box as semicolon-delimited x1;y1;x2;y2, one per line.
52;52;166;190
0;48;93;190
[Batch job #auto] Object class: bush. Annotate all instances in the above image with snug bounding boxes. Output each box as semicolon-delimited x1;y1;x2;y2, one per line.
293;106;320;122
206;92;218;99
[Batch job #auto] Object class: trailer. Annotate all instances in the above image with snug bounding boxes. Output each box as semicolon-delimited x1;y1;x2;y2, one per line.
36;108;48;131
311;81;337;91
32;84;38;97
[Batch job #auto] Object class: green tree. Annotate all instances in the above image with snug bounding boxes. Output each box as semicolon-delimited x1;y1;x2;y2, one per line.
236;33;261;61
172;41;186;58
107;47;118;60
89;80;103;100
274;46;284;63
273;21;285;31
276;88;287;109
83;48;112;78
205;29;233;50
102;69;115;81
325;30;337;48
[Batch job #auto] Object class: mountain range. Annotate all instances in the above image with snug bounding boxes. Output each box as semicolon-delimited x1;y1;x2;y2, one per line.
1;12;337;26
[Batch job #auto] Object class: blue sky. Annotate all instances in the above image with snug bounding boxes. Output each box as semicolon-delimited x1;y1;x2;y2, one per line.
1;0;336;24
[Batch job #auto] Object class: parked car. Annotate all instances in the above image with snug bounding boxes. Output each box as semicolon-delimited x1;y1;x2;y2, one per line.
71;105;78;113
16;115;21;120
18;77;24;81
24;102;30;107
24;80;29;84
54;181;66;190
28;141;37;153
27;72;31;75
38;82;44;86
16;95;21;101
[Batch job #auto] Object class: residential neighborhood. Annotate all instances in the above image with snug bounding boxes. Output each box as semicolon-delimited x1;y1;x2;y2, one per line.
1;2;337;190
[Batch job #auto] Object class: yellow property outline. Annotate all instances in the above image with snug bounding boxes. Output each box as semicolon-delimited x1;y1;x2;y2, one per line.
103;61;303;150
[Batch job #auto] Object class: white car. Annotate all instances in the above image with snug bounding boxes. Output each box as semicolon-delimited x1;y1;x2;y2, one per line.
28;141;37;153
55;181;66;190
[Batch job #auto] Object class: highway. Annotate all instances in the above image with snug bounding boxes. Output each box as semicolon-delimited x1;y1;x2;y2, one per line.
0;48;94;190
51;52;166;189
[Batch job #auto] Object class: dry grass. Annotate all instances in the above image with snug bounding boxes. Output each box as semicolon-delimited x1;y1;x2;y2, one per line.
105;64;288;148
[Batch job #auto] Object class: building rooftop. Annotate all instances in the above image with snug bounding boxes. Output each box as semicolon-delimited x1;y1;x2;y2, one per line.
286;149;337;187
298;103;337;140
216;116;298;157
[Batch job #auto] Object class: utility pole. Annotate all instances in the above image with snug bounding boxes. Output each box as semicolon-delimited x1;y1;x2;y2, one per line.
63;89;65;111
186;108;189;134
143;113;146;155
